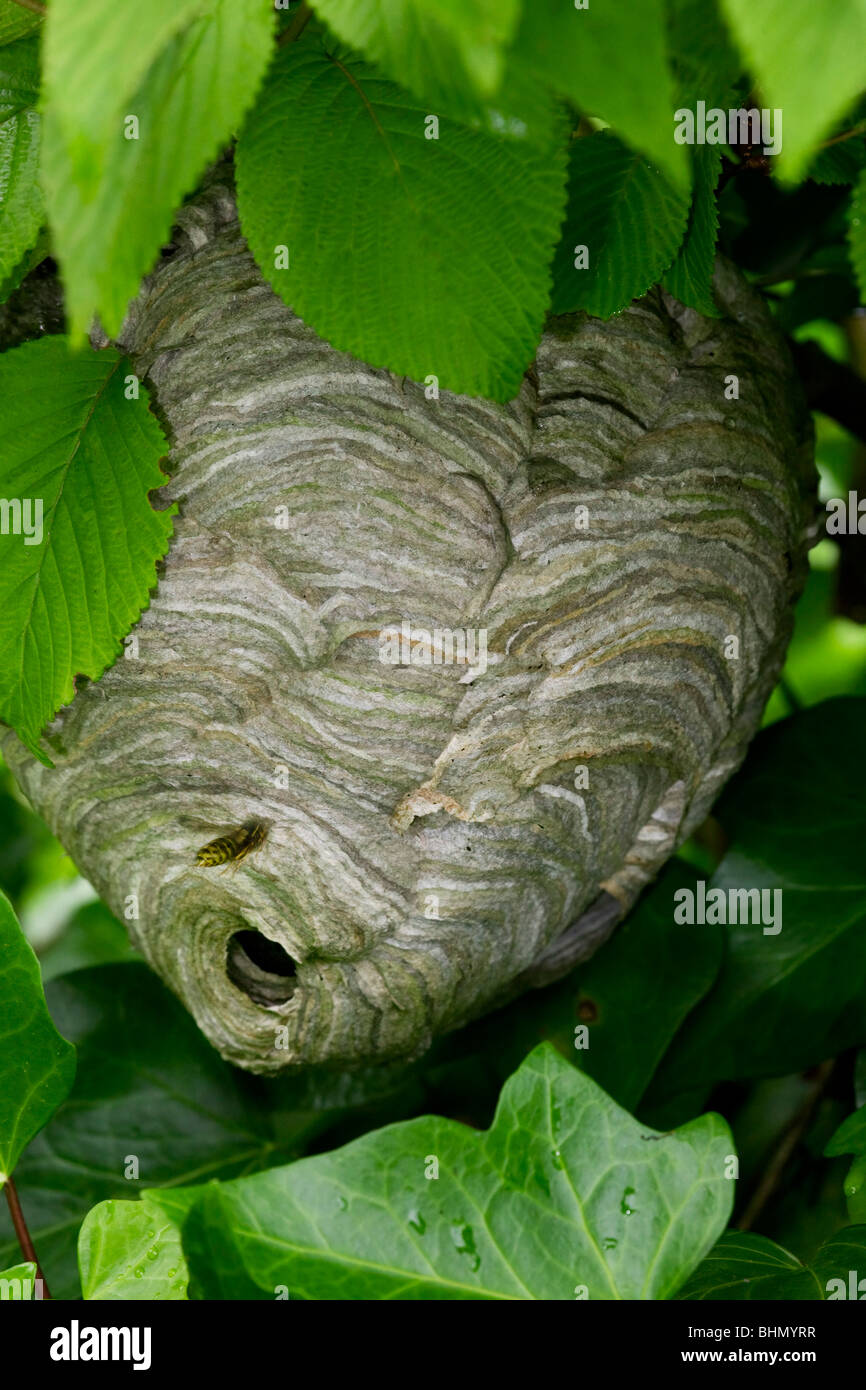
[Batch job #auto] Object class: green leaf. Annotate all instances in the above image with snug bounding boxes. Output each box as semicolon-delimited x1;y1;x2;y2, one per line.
667;0;743;109
808;134;866;185
826;1104;866;1223
0;963;306;1299
184;1044;734;1301
0;35;39;119
79;1193;188;1300
311;0;521;103
679;1228;866;1300
435;861;724;1112
719;0;866;182
0;1261;37;1298
848;168;866;300
0;228;50;306
0;110;41;284
0;1;41;47
38;900;138;982
0;336;174;761
41;0;274;337
0;40;42;287
0;888;75;1183
663;147;723;315
514;0;688;191
647;699;866;1102
237;40;567;402
310;1;554;145
551;131;690;319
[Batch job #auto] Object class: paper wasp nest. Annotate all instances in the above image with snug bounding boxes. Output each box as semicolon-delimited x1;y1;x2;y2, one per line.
3;185;814;1073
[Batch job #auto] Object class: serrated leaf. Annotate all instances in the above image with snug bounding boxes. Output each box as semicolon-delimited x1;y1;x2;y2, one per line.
0;0;41;48
0;228;49;305
41;0;274;337
719;0;866;183
43;0;215;175
0;888;75;1183
0;112;41;283
552;131;690;319
667;0;743;109
236;40;567;402
679;1228;866;1300
514;0;688;191
311;0;520;103
0;35;39;119
647;699;866;1102
183;1044;734;1301
808;134;866;185
311;1;555;146
0;336;174;760
0;39;42;286
0;1261;37;1298
849;168;866;299
79;1194;189;1300
663;146;723;315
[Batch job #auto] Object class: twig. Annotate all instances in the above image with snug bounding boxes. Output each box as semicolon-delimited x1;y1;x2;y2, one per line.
8;0;46;17
737;1059;835;1232
819;123;866;150
278;2;312;47
3;1177;52;1299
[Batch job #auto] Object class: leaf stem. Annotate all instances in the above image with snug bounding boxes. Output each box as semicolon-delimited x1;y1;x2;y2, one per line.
4;1177;52;1299
278;3;312;48
8;0;46;17
736;1059;835;1233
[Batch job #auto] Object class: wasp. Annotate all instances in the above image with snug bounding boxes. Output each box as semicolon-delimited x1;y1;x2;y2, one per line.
195;821;267;869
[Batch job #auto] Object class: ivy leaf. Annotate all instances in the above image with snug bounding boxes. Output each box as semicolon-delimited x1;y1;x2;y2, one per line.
0;38;42;286
434;861;724;1113
663;147;723;316
825;1105;866;1223
849;168;866;300
719;0;866;182
311;0;521;103
552;132;690;319
41;0;274;337
0;1261;37;1298
79;1194;189;1300
0;888;75;1184
515;0;688;191
183;1044;734;1301
0;337;174;761
0;963;306;1299
647;699;866;1102
237;41;566;402
679;1228;866;1299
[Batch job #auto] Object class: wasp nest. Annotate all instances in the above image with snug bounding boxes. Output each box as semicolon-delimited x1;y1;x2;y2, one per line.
3;184;814;1073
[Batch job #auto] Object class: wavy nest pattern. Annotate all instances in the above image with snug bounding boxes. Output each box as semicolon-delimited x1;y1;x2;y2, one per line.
2;184;815;1073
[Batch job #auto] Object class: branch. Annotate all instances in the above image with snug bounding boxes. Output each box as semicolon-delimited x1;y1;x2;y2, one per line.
3;1177;52;1299
278;3;312;47
790;338;866;446
8;0;46;16
736;1059;836;1233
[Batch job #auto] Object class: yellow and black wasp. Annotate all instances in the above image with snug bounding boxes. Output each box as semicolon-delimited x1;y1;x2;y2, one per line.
195;821;267;871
